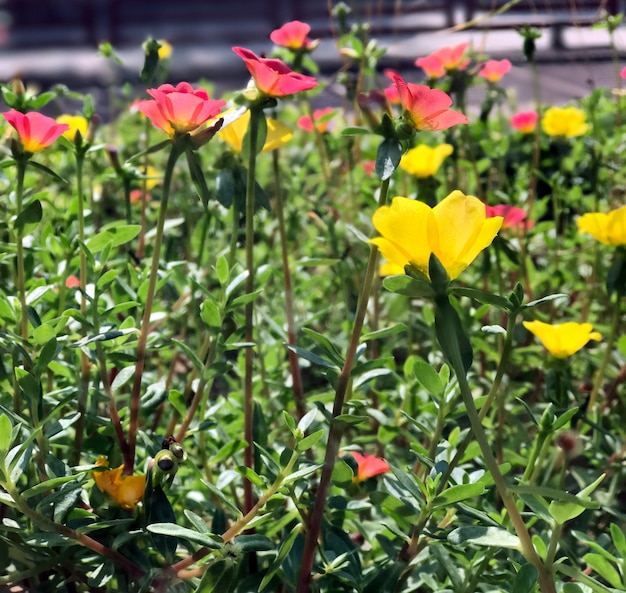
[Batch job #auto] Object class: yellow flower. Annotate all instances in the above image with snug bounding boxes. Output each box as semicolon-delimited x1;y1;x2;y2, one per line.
93;456;146;510
577;206;626;246
370;191;503;280
218;108;293;153
523;320;601;359
541;106;588;137
399;143;453;178
157;39;172;60
56;115;89;142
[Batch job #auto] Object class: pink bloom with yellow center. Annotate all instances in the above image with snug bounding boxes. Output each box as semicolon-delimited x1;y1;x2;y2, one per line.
388;71;468;131
349;452;390;483
415;55;446;79
232;47;318;98
486;204;533;232
3;109;69;153
510;111;538;134
270;20;317;50
297;107;335;132
478;59;512;83
135;82;226;138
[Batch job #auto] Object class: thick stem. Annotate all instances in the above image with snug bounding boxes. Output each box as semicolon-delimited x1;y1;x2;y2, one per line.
243;107;261;516
126;145;181;474
445;313;556;593
295;177;390;593
271;149;306;420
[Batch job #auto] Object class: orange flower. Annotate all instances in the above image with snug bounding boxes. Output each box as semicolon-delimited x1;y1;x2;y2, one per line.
3;109;69;153
478;59;512;83
270;20;318;51
65;275;80;289
387;71;468;132
510;111;538;134
232;47;318;98
135;82;226;138
93;456;146;510
349;452;390;483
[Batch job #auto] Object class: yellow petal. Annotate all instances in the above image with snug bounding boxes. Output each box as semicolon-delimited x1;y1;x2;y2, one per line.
607;205;626;246
371;196;433;277
115;475;146;510
262;118;293;152
523;320;601;358
432;191;502;280
399;143;453;178
577;212;611;245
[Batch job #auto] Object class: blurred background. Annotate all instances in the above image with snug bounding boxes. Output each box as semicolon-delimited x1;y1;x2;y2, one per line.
1;1;626;108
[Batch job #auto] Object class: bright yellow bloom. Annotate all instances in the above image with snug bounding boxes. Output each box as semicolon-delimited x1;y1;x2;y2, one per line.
93;456;146;510
157;40;172;60
399;143;453;178
523;320;601;359
371;191;503;280
56;115;89;142
218;108;293;153
577;206;626;246
541;106;588;137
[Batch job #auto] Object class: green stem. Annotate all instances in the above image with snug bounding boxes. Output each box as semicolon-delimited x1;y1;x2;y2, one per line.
15;159;28;345
71;151;91;466
443;303;555;593
126;144;182;474
585;299;621;426
271;149;306;420
243;106;261;515
295;177;391;593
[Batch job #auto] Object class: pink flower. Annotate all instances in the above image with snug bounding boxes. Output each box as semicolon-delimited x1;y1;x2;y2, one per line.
510;111;538;134
416;42;470;78
486;204;533;232
270;20;317;50
388;71;469;131
349;452;390;483
478;59;512;83
415;55;446;79
621;66;626;79
361;160;376;176
232;47;318;98
3;109;69;153
65;275;80;289
135;82;226;138
384;83;400;104
297;107;335;132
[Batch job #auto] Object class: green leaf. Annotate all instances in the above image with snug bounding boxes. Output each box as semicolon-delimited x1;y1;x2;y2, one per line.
375;138;402;181
523;293;569;309
341;126;370;135
201;299;221;328
296;429;324;452
512;563;539;593
361;323;406;342
583;553;622;589
382;274;434;298
432;482;486;507
186;149;211;209
196;556;238;593
0;413;12;474
146;523;221;549
284;344;338;369
297;408;318;433
235;534;274;552
448;286;511;311
27;160;68;183
86;224;141;253
216;254;229;285
412;358;444;398
434;295;473;374
448;526;521;550
14;199;43;230
111;366;135;396
259;524;301;591
146;485;178;561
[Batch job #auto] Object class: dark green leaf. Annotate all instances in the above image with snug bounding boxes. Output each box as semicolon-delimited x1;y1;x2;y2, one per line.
284;344;338;369
375;138;402;180
146;523;221;549
512;564;539;593
14;199;43;230
448;526;521;549
186;149;211;209
448;286;511;311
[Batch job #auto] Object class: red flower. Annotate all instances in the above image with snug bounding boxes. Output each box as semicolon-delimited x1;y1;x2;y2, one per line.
416;42;470;78
478;59;512;83
349;452;390;483
510;111;538;134
270;20;317;50
135;82;226;138
297;107;335;132
486;204;533;232
3;109;69;153
388;71;468;131
415;55;446;79
232;47;318;98
65;275;80;289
